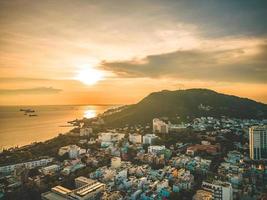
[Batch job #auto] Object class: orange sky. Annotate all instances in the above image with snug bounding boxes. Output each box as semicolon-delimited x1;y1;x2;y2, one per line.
0;0;267;105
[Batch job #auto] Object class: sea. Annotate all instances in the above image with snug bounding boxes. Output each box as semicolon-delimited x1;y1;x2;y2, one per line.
0;105;112;149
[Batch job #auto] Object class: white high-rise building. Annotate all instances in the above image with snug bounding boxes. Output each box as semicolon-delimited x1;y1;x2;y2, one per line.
202;181;233;200
249;125;267;160
153;118;169;134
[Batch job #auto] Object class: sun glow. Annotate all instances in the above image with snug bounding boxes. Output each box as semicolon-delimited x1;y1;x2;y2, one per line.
84;109;96;118
75;68;104;85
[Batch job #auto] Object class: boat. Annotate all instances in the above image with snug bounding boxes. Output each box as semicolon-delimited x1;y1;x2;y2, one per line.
20;108;35;113
29;114;38;117
26;110;35;113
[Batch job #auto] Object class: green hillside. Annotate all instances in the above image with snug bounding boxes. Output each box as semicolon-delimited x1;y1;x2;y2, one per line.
103;89;267;126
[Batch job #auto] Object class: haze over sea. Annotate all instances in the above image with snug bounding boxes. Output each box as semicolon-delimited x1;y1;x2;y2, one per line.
0;105;112;149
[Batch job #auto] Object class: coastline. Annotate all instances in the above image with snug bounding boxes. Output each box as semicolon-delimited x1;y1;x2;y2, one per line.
0;104;124;152
0;105;115;150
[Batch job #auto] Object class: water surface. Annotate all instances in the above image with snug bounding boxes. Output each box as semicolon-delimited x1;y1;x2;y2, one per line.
0;105;111;149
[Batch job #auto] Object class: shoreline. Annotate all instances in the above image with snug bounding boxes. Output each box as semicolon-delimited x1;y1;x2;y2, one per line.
0;105;113;151
0;105;123;152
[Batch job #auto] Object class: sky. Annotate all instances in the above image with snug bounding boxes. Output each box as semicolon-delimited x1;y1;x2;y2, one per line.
0;0;267;105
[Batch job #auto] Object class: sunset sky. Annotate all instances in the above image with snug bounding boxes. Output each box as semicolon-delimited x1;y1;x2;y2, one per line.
0;0;267;105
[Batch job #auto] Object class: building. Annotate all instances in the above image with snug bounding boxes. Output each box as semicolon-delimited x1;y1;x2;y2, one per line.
61;160;86;175
0;157;54;174
202;181;233;200
111;157;121;169
41;177;106;200
249;125;267;160
153;118;169;134
58;145;83;159
193;190;212;200
225;151;243;164
41;164;60;175
80;127;93;136
169;123;188;132
115;168;127;181
75;176;95;188
98;132;125;147
172;168;194;190
129;133;142;144
148;145;166;154
102;191;123;200
186;144;220;156
142;134;158;145
156;179;169;192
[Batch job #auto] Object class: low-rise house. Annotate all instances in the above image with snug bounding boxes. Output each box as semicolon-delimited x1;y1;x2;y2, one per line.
0;157;54;174
148;145;166;155
98;132;125;147
172;168;194;191
186;144;220;156
170;155;211;174
102;191;123;200
169;123;189;132
225;151;243;164
142;134;158;145
41;164;60;175
193;190;213;200
61;159;86;175
80;127;93;136
129;133;142;144
58;145;84;159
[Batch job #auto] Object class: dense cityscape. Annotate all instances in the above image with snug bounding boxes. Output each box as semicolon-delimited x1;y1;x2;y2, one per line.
1;0;267;200
0;110;266;200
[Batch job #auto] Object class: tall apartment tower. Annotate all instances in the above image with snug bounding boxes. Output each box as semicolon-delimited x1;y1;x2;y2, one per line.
153;118;169;134
249;125;267;160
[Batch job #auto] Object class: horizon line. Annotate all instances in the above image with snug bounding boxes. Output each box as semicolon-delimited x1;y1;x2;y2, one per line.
0;103;124;107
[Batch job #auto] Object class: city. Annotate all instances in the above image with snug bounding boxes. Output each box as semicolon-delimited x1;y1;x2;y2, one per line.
1;0;267;199
0;113;266;199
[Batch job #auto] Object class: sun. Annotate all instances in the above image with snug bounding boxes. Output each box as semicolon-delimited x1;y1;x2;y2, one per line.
75;68;104;85
84;109;96;118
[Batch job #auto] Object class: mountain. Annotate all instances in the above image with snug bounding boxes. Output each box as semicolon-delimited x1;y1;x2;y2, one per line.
103;89;267;126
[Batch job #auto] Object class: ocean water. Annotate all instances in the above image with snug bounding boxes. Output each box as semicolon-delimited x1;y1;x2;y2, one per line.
0;105;112;149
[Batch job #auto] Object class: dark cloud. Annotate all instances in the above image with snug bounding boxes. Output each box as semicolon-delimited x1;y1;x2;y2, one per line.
0;87;62;95
0;0;266;39
162;0;267;37
101;44;267;83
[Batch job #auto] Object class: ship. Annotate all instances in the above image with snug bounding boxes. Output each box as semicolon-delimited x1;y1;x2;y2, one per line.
20;109;35;113
29;114;38;117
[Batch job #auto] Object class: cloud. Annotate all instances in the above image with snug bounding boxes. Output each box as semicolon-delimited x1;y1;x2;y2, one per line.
0;87;62;95
0;77;53;82
0;0;267;84
101;43;267;83
161;0;267;38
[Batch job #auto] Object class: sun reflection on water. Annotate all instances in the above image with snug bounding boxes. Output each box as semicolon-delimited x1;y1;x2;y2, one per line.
84;109;96;119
